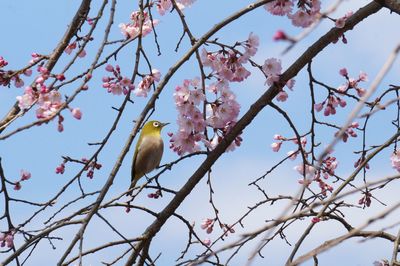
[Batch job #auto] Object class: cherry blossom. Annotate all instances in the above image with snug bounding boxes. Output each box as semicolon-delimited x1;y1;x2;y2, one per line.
390;151;400;172
264;0;293;16
20;170;31;181
119;11;159;39
0;56;8;68
271;142;282;152
70;107;82;120
134;69;161;97
265;0;321;28
102;64;135;95
273;30;288;41
335;11;353;28
0;232;14;248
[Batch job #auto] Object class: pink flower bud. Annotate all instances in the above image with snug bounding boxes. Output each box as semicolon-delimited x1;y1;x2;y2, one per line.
203;238;211;246
71;108;82;120
14;182;21;190
105;64;114;72
271;142;282;152
311;217;320;223
78;50;87;58
20;170;31;181
273;30;287;41
339;68;348;77
56;74;65;81
314;103;324;112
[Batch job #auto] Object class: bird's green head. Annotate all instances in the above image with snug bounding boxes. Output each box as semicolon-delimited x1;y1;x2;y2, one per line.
141;120;169;136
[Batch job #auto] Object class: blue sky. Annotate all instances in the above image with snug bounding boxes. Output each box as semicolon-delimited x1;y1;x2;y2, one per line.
1;0;400;265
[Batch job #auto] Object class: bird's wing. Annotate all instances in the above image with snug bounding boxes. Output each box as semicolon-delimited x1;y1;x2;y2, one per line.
131;135;143;185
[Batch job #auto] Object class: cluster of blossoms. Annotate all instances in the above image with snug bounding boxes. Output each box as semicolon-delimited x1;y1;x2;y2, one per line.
147;189;162;199
102;64;161;97
0;55;32;88
102;64;135;95
119;11;158;39
337;68;368;96
271;134;306;158
82;158;102;179
55;158;102;179
295;160;334;196
358;191;372;207
262;58;295;102
134;69;161;97
272;133;336;196
64;41;87;58
354;152;370;170
264;0;321;28
335;11;353;28
314;94;346;116
15;62;81;131
155;0;196;15
169;78;206;155
169;78;243;155
314;68;368;117
200;218;235;237
170;34;262;155
201;33;259;83
390;151;400;173
0;231;14;248
335;121;359;143
13;170;31;191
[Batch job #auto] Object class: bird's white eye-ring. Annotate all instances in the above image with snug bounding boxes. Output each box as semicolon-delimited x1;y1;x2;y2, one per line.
153;121;160;127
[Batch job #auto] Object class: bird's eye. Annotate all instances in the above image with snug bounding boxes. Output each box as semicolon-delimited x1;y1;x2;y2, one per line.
153;122;159;127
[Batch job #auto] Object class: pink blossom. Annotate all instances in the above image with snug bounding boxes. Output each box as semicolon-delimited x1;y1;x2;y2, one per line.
266;74;280;86
358;71;368;81
203;238;211;246
335;11;353;28
20;170;31;181
274;134;284;140
105;64;114;72
276;91;288;102
156;0;172;16
339;68;348;77
286;79;295;90
314;102;324;112
16;87;36;110
14;182;21;190
24;69;32;76
356;88;366;97
391;151;400;172
273;30;288;41
4;233;14;248
65;42;77;54
78;49;87;58
289;10;317;28
0;56;8;68
119;11;159;39
56;74;65;81
36;91;63;119
271;142;282;152
294;164;316;176
311;217;320;223
13;76;24;88
264;0;293;16
262;58;282;76
55;163;65;174
71;108;82;120
287;150;298;160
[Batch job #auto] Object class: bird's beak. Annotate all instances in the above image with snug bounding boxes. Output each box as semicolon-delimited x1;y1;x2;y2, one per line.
161;122;170;128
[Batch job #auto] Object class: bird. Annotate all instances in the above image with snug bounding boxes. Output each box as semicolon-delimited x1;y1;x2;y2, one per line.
129;120;169;194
